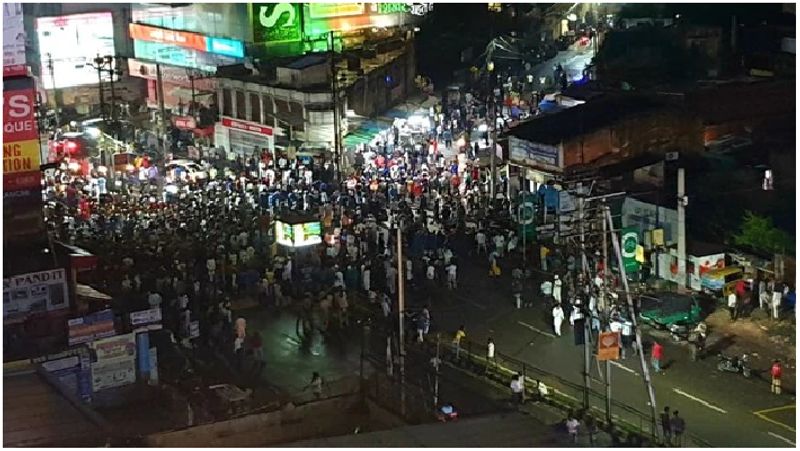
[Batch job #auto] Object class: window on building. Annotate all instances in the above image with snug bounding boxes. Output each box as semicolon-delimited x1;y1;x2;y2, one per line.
222;89;232;117
235;91;246;120
250;93;261;123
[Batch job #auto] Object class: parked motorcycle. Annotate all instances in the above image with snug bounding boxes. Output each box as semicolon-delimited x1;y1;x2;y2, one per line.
717;353;752;378
670;321;707;343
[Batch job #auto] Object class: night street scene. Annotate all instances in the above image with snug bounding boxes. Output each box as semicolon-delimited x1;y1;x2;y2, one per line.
1;1;796;448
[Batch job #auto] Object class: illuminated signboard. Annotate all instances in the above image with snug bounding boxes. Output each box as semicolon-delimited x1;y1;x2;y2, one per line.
252;3;303;43
308;3;365;19
130;23;245;58
37;13;116;89
133;40;239;72
274;220;322;247
303;2;431;35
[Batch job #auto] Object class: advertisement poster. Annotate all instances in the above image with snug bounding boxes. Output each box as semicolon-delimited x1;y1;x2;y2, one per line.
90;332;136;361
597;332;621;361
621;228;641;274
509;136;560;170
3;269;69;319
37;13;116;89
91;358;136;392
3;3;26;66
129;307;162;327
216;117;275;156
252;3;303;43
68;309;116;345
41;355;93;402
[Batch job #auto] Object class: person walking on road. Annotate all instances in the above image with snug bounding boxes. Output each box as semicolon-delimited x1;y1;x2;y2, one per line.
510;373;524;406
553;275;563;303
552;303;565;337
304;371;324;399
660;406;672;445
452;325;466;360
771;286;782;320
651;341;664;374
565;411;580;444
771;359;783;395
670;410;686;447
727;291;738;321
485;337;496;374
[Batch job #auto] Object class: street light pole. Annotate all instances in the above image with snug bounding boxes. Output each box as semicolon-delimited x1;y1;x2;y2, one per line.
46;53;60;129
329;31;342;184
396;224;406;416
94;55;105;122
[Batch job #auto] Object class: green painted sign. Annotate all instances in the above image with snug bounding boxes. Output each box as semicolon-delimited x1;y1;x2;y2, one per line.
621;227;640;274
378;3;409;14
252;3;302;43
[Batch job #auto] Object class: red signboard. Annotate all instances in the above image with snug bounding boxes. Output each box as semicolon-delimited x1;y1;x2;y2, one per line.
221;117;274;136
3;171;41;191
3;87;38;142
3;65;29;77
129;23;207;52
172;116;197;130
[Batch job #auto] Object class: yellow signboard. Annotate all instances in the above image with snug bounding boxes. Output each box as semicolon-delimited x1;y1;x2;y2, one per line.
3;139;40;174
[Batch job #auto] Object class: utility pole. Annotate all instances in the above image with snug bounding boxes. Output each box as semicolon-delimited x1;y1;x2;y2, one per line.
606;207;659;441
46;53;60;129
329;31;342;184
676;168;687;289
433;333;441;408
189;74;197;120
95;54;105;122
489;73;497;201
578;194;592;410
602;202;612;426
396;225;406;416
156;63;167;158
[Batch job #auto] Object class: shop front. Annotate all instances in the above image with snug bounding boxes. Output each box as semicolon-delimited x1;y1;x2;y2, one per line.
214;116;278;159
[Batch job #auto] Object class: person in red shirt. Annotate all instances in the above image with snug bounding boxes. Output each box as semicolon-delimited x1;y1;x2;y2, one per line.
651;341;664;374
771;360;782;395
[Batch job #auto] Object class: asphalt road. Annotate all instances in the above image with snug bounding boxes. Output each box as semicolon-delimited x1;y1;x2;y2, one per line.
411;233;796;448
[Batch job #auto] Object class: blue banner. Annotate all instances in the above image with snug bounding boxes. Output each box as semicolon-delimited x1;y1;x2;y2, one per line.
136;332;151;375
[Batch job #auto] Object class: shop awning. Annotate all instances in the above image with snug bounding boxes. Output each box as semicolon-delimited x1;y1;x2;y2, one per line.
343;119;392;147
75;284;112;302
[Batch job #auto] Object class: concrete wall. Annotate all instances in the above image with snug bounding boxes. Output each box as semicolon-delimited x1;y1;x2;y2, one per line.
144;377;408;447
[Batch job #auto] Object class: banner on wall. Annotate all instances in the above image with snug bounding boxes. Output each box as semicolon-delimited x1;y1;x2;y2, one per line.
3;3;26;66
89;332;137;392
621;228;641;274
68;309;116;346
3;269;69;319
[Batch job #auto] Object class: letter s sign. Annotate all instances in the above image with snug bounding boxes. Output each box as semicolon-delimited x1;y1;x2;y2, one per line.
7;94;32;118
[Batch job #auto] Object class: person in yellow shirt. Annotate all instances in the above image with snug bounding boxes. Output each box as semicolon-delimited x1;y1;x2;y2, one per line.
452;325;466;360
540;245;550;272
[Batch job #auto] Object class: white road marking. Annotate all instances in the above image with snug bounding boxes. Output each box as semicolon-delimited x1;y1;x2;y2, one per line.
767;432;796;446
609;360;639;376
517;321;556;338
672;388;728;414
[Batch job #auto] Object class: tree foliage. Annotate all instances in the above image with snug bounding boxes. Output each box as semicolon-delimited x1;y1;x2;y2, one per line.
733;211;794;255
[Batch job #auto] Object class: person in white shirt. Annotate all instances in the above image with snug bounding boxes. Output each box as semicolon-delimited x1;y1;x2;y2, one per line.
476;230;487;255
361;265;371;293
552;304;565;337
493;233;505;258
727;292;738;321
446;262;458;289
510;373;524;405
485;338;496;373
553;275;563;303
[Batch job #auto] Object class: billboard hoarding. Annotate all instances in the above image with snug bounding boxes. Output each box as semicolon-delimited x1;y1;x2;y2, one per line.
91;357;136;392
133;40;238;72
508;136;560;169
3;84;38;142
129;23;207;52
215;117;275;157
90;332;136;361
67;308;116;346
252;3;303;43
3;3;26;66
37;12;116;89
3;140;41;173
127;59;216;90
130;307;162;326
3;269;69;319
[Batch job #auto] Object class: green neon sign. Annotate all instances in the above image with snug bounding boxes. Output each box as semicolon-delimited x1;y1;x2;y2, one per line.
252;3;302;43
